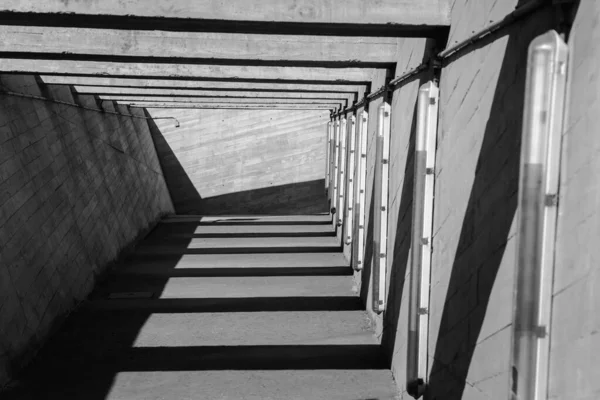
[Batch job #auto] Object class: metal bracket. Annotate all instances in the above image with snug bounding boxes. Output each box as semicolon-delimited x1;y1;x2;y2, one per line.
535;325;547;338
431;57;442;70
545;194;558;207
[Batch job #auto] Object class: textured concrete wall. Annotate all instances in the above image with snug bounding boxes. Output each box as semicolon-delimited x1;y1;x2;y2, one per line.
0;74;173;386
355;69;387;308
350;38;434;395
382;39;434;396
550;2;600;399
349;2;590;399
147;108;329;215
427;3;556;399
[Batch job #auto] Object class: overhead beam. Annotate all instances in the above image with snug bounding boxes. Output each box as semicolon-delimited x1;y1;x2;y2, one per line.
0;0;450;37
75;87;355;101
0;60;377;83
99;96;344;106
41;76;367;93
0;26;398;67
126;103;335;110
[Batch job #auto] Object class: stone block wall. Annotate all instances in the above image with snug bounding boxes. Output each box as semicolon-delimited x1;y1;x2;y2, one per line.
0;74;173;385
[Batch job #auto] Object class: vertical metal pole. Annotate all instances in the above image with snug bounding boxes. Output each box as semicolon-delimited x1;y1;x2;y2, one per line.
329;120;336;207
354;110;369;271
345;114;357;245
325;121;331;196
510;30;567;400
332;118;340;214
372;102;391;314
337;117;348;227
406;81;439;399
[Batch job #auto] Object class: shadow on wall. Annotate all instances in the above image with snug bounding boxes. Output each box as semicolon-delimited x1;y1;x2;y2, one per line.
144;111;328;215
425;3;577;399
359;38;440;320
199;179;329;215
359;179;376;303
377;36;439;370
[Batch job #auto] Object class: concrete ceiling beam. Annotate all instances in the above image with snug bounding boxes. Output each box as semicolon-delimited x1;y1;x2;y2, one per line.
76;87;355;101
123;103;336;110
0;0;450;37
0;26;400;67
41;76;367;93
98;96;344;106
0;60;377;82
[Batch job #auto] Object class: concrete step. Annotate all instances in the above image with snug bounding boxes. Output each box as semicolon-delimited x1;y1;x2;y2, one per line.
147;217;337;238
86;296;363;313
5;214;399;400
21;310;377;348
119;252;349;271
139;236;340;249
10;364;398;400
93;370;399;400
92;276;356;299
161;214;333;224
131;245;342;255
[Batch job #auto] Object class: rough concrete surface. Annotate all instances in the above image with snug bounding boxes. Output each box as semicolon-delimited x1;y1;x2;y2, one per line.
3;215;399;400
0;74;173;386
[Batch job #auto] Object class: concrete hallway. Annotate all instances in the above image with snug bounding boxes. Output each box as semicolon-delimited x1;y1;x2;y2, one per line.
5;214;398;400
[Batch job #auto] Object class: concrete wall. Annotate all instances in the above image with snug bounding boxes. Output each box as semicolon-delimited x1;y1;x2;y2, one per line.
348;1;596;399
147;108;330;215
426;3;556;397
351;38;435;393
550;2;600;399
0;74;173;386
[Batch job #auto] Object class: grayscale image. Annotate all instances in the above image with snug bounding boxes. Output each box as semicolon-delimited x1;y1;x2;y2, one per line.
0;1;591;399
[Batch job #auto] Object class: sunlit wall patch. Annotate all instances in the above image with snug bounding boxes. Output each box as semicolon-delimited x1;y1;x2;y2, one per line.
510;30;568;400
372;102;391;314
406;81;439;399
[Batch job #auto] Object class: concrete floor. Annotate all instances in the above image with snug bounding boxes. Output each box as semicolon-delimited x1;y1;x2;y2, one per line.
5;214;399;400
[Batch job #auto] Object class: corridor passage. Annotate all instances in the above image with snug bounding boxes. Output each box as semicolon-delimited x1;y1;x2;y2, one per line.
6;214;398;400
